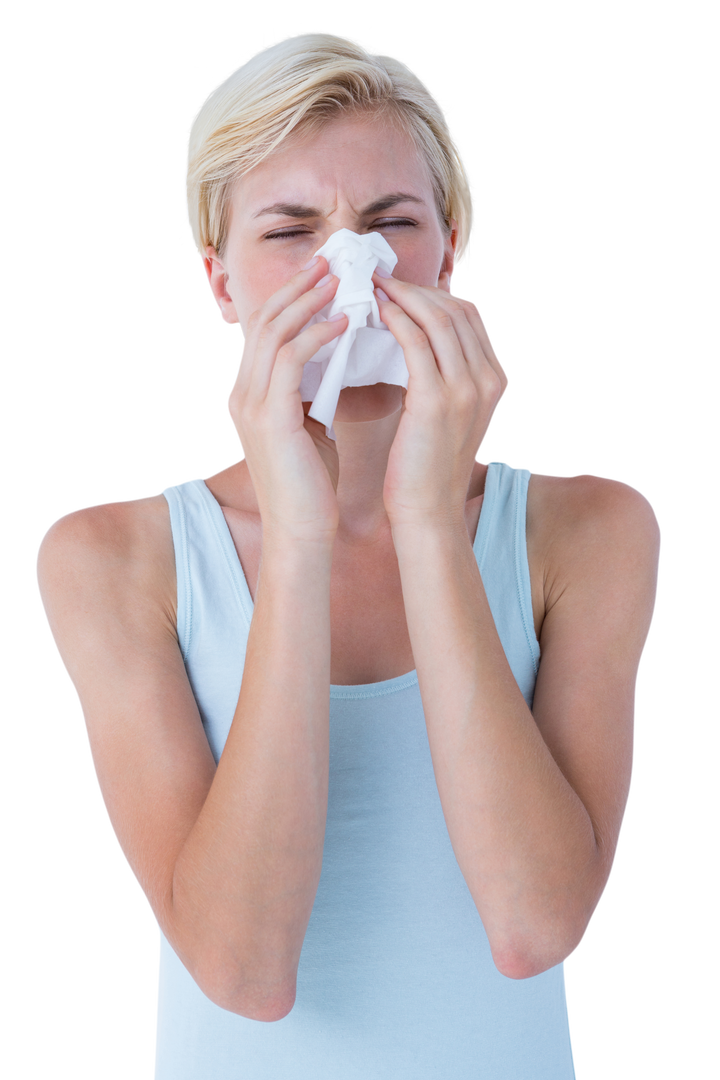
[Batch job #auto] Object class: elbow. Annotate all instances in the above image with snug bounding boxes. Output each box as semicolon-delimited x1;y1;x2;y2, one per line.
492;933;578;984
197;963;295;1019
164;904;300;1021
221;993;296;1023
490;919;588;981
163;898;301;1021
492;947;557;981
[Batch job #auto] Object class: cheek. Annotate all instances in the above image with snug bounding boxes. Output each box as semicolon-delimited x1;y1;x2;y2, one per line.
390;225;448;288
231;258;293;327
394;250;444;288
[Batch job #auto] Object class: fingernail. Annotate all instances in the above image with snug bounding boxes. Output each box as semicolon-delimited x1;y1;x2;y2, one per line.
374;266;392;279
314;273;333;288
375;288;390;303
328;312;346;322
302;256;320;270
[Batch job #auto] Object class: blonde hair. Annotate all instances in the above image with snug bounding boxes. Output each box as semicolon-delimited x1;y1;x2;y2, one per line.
187;34;472;258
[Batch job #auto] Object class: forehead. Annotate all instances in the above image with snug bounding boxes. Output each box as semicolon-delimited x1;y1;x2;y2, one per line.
233;115;434;217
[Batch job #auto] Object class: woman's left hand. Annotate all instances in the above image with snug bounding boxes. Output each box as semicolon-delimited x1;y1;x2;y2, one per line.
373;273;507;529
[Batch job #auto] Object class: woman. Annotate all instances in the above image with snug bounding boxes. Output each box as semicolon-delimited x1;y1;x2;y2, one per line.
38;33;659;1079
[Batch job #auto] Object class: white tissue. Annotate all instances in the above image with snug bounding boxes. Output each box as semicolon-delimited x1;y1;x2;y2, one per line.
299;228;408;438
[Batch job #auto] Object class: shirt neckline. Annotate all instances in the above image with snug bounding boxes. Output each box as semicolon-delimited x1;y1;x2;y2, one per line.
197;462;498;691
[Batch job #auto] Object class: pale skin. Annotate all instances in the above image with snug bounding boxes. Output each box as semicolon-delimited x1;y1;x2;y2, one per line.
38;113;659;1022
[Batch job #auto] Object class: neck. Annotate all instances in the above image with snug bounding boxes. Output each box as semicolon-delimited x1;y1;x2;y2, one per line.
332;399;403;540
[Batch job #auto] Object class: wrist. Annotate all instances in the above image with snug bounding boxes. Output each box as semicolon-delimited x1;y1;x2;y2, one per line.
261;531;335;563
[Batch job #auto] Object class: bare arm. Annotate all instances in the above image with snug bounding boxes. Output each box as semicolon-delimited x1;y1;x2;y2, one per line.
373;272;660;978
38;257;349;1020
169;530;335;1018
392;475;659;978
38;500;334;1020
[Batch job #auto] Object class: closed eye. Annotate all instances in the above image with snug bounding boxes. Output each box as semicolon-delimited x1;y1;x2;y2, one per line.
264;219;416;238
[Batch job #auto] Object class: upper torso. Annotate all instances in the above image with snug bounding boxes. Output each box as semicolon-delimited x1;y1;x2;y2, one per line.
209;459;486;685
154;462;575;1080
174;458;549;685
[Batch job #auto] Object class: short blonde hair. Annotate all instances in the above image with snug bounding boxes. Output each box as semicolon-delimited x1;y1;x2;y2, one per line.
187;34;472;258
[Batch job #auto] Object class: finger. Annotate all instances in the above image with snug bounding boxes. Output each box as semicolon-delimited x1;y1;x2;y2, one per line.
253;311;349;406
262;273;340;350
376;278;484;390
242;273;341;399
457;301;508;392
265;314;348;403
376;274;504;393
257;255;330;325
440;293;511;399
451;300;511;425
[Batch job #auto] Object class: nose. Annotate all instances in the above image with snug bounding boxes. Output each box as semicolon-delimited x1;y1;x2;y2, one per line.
318;222;357;245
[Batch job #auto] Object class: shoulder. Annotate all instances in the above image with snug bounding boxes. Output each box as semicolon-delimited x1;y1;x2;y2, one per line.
525;472;660;637
528;470;657;528
39;493;174;581
527;472;659;565
38;494;177;663
520;470;660;639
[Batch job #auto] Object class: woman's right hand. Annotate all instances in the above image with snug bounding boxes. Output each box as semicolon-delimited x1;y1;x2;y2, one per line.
229;257;348;545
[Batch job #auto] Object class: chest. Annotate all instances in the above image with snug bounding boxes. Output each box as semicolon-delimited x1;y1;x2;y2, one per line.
221;503;484;686
328;535;415;684
211;462;548;682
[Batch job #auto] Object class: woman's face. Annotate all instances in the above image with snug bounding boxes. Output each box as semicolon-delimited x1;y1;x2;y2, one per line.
207;112;456;330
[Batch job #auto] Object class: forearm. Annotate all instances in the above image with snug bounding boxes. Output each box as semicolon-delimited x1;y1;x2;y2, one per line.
392;521;602;977
169;535;333;1016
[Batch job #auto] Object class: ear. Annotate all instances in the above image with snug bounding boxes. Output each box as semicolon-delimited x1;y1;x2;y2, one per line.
204;246;239;324
437;221;458;294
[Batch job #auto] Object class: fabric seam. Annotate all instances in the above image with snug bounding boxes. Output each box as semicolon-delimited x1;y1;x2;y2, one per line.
196;482;254;631
511;468;539;678
164;487;193;662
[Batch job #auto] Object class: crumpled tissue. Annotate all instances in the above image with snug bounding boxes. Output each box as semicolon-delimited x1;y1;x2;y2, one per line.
299;228;408;438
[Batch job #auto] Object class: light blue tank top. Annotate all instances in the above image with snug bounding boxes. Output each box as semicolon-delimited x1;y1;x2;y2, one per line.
158;463;575;1079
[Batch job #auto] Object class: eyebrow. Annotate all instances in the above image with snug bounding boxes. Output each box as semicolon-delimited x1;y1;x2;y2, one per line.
253;193;424;219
